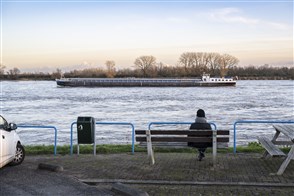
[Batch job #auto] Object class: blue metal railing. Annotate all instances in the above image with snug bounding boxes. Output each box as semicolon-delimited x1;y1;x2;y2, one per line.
70;122;77;155
233;120;294;154
148;121;217;130
70;122;135;155
17;125;58;155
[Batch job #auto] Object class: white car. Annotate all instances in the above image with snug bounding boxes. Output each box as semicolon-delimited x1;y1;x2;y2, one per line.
0;115;25;168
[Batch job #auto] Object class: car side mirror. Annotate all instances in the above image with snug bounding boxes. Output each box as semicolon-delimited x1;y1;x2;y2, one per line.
8;123;17;131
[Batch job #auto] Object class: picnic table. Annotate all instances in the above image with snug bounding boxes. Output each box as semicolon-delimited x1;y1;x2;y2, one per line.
258;124;294;175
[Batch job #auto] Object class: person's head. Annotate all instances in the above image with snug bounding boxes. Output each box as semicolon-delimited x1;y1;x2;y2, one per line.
196;109;206;118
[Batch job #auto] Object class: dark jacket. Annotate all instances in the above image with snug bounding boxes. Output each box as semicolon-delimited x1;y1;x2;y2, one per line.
188;117;212;148
190;122;212;130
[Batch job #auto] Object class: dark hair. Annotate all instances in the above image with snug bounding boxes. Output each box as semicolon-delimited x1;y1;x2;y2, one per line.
197;109;205;118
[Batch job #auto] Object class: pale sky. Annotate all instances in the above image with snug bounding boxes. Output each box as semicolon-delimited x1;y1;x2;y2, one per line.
1;0;293;72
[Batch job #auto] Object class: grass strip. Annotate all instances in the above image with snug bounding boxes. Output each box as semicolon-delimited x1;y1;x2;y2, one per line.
24;142;290;155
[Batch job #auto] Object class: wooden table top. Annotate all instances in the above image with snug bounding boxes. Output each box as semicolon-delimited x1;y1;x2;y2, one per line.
273;124;294;141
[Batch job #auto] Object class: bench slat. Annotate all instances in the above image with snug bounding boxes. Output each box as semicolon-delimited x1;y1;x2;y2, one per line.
258;137;286;157
135;130;229;136
138;142;228;148
136;137;229;143
273;125;294;141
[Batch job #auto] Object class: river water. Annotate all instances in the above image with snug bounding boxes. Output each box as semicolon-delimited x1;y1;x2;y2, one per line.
1;80;293;146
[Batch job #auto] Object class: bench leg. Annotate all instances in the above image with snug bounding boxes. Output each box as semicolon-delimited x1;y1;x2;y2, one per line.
271;130;280;142
146;130;155;165
277;146;294;175
212;130;217;167
262;151;270;158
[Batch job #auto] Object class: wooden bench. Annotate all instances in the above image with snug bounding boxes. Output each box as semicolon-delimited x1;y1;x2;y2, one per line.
257;137;286;157
135;129;230;165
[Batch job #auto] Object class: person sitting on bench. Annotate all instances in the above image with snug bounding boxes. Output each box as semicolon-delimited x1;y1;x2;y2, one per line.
189;109;212;161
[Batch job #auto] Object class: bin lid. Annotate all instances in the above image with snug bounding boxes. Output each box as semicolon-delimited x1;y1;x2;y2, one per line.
77;116;95;122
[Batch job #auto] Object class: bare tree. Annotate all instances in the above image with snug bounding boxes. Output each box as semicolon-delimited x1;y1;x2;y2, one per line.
51;68;62;79
7;67;21;79
178;52;239;77
219;54;239;77
192;52;203;68
179;52;198;76
207;53;221;75
8;67;20;75
194;52;210;74
134;55;157;77
179;52;194;70
0;64;6;77
179;52;210;76
105;60;116;78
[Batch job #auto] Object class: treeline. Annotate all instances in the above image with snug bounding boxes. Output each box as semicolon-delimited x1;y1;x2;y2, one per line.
62;52;293;79
228;66;293;80
62;52;239;78
0;52;293;80
0;70;57;80
63;64;293;80
1;64;291;80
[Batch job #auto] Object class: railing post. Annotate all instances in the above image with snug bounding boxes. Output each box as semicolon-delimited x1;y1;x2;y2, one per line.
146;129;155;165
17;125;58;155
131;124;135;154
53;127;57;156
234;122;237;154
70;122;76;155
93;127;96;156
212;130;217;166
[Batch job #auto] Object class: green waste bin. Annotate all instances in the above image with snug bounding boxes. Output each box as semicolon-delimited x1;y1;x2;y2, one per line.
77;116;95;144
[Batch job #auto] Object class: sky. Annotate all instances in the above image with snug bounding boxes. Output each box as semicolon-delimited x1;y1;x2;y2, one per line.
1;0;293;72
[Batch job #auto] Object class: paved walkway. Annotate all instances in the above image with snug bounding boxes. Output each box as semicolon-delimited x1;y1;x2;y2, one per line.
5;152;294;195
0;165;112;196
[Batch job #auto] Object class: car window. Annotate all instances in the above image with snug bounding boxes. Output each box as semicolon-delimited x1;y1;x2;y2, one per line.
0;116;8;129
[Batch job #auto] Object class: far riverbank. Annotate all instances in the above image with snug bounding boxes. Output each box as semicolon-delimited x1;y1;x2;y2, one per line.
1;76;293;81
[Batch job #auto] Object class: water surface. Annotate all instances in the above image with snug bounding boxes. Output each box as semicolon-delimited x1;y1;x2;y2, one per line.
1;80;293;146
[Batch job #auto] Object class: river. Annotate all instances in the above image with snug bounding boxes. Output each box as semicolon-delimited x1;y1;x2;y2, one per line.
1;80;293;146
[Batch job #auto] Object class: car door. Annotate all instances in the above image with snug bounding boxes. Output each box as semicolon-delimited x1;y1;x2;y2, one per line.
0;116;14;165
0;127;3;165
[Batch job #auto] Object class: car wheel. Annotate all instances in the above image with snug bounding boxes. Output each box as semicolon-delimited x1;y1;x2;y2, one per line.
9;143;25;166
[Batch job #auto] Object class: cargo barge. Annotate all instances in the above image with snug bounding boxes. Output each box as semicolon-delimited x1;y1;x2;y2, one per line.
56;74;236;87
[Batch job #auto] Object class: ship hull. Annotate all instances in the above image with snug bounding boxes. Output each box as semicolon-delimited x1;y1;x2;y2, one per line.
56;78;236;87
